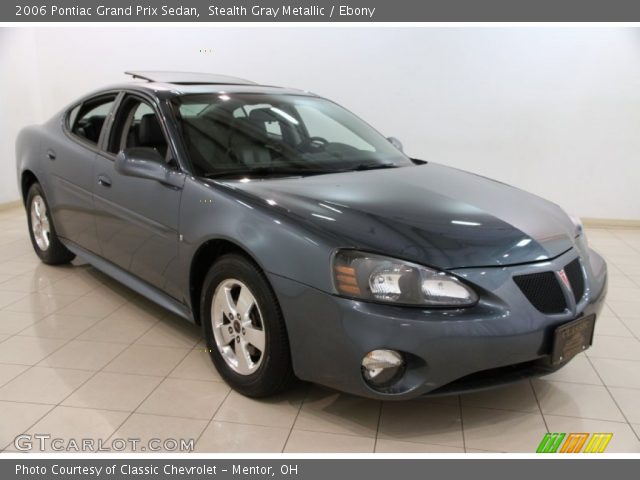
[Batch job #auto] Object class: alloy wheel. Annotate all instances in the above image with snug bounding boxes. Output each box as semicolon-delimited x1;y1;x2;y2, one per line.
30;195;51;251
210;278;266;375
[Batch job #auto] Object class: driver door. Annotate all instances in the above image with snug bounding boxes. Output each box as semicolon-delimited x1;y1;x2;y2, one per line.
93;93;184;299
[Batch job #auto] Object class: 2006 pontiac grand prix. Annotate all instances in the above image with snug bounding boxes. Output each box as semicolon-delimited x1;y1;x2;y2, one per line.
15;71;607;399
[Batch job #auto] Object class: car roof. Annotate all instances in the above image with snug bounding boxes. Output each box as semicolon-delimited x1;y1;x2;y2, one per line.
125;71;257;85
110;71;316;98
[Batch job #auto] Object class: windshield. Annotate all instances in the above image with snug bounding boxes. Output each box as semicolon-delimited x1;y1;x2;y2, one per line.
173;93;413;178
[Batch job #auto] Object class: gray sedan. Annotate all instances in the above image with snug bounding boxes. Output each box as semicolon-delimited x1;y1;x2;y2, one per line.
15;71;607;399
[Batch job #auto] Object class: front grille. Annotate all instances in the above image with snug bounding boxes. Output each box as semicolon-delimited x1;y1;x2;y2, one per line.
514;257;587;314
564;258;585;303
514;271;567;314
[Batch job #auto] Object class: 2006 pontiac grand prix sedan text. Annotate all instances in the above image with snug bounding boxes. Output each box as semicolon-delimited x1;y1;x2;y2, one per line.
15;72;607;399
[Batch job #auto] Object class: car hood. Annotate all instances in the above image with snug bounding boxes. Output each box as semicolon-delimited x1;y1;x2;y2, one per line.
228;163;576;269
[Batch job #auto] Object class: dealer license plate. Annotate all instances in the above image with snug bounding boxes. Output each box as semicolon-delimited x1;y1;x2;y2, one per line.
551;315;596;365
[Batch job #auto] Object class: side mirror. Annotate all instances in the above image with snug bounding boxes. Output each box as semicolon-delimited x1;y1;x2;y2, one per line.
387;136;404;152
114;148;183;188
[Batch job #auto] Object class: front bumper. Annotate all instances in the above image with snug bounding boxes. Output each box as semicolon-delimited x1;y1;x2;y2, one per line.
269;247;607;400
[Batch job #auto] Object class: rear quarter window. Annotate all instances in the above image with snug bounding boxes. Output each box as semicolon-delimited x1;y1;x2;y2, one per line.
66;104;81;129
68;95;117;146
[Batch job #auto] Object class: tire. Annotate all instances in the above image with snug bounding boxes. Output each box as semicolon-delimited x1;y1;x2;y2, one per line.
201;254;294;397
26;183;75;265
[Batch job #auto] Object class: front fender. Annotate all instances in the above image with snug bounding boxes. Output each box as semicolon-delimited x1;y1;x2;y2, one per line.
178;177;340;308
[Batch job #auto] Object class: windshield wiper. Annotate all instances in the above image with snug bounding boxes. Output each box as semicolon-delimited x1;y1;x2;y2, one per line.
203;166;332;179
341;162;399;172
203;162;401;180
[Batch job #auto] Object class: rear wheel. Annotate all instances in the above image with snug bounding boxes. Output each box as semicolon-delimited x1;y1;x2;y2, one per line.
201;254;294;397
26;183;75;265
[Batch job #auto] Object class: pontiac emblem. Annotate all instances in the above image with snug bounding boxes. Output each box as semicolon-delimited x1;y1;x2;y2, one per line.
558;268;572;292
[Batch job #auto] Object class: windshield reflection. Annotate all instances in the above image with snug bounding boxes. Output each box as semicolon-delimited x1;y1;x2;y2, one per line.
174;93;412;179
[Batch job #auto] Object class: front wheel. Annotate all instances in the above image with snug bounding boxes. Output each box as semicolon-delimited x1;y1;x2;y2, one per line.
26;183;75;265
201;254;294;397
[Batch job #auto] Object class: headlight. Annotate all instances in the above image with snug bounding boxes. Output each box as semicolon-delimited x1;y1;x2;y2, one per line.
569;213;588;248
569;214;584;236
332;250;478;307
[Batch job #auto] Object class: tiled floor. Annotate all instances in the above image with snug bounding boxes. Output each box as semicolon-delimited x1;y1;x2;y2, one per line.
0;206;639;453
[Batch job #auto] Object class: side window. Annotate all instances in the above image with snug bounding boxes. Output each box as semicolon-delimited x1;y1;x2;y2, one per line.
265;121;282;137
180;103;208;117
70;96;116;145
232;104;297;141
108;96;169;160
67;104;80;130
296;105;374;151
132;102;154;122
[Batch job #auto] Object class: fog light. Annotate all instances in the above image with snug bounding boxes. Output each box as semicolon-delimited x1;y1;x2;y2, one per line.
361;349;405;388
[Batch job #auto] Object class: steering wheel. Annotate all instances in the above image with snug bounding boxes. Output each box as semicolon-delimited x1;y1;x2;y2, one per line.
298;136;329;152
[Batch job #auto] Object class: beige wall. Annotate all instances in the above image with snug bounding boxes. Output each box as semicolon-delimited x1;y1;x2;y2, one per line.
1;27;639;219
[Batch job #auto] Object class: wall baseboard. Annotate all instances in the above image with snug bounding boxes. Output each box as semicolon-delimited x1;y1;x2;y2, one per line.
582;217;640;229
0;200;21;212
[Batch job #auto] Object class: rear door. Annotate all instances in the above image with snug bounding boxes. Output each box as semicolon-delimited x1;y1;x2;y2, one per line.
92;92;184;299
47;93;117;253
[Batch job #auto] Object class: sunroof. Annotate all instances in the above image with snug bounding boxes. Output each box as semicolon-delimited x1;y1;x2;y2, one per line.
125;71;257;85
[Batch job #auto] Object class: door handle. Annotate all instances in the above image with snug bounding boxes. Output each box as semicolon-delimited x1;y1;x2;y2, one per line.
97;175;112;187
46;150;56;160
